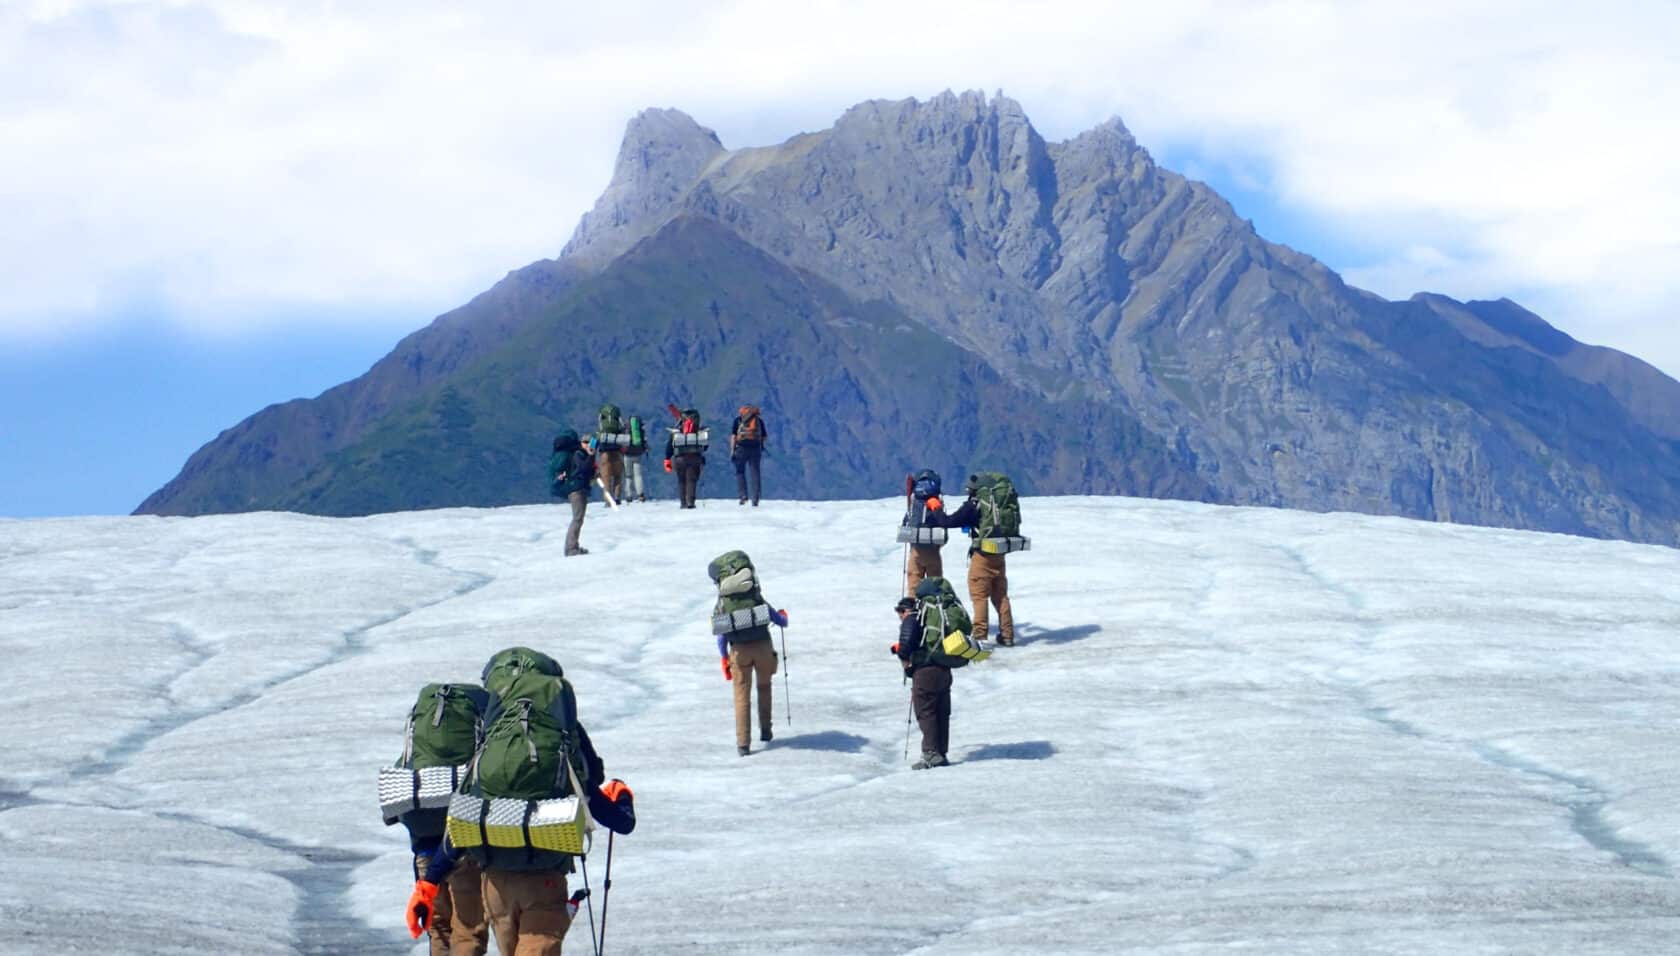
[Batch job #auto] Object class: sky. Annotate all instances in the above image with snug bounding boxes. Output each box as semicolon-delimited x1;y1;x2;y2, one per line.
5;497;1679;950
3;0;1678;516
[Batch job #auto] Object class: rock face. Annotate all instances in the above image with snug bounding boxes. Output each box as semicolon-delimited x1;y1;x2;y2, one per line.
139;92;1680;547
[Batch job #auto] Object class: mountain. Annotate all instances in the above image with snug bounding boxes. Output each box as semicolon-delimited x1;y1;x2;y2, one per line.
139;91;1680;546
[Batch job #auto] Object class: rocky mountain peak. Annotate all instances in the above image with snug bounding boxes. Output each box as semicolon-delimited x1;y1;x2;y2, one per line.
559;107;726;267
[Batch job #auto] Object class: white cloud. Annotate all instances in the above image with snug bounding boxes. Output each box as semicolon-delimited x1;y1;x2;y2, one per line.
2;0;1677;375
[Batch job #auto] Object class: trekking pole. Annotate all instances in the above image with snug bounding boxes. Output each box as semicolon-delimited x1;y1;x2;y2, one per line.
581;853;601;956
599;832;615;954
902;681;913;759
778;624;792;724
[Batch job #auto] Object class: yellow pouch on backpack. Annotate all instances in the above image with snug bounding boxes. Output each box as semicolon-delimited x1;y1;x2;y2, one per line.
941;630;992;662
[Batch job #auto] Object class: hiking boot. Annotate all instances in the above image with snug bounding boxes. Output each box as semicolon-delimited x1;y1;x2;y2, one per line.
911;752;947;770
996;635;1014;647
760;730;773;743
737;745;750;757
565;547;589;557
739;498;748;505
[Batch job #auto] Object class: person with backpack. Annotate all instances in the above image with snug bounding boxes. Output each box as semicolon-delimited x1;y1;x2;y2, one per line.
407;648;638;956
707;550;789;755
891;576;981;769
595;403;628;502
623;414;649;503
549;431;596;556
898;469;948;595
935;473;1029;646
664;407;707;509
379;682;493;956
729;404;768;506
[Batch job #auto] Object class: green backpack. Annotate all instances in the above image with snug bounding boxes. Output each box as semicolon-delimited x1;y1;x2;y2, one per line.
968;472;1022;538
599;403;623;434
916;577;975;668
707;550;758;595
472;670;581;802
401;683;487;770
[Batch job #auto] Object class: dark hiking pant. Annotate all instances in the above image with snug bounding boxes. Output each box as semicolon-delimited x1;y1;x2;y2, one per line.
733;448;762;504
912;665;952;758
564;491;587;555
675;456;703;508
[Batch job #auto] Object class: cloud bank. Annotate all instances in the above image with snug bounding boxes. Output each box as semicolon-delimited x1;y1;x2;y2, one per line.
3;0;1677;374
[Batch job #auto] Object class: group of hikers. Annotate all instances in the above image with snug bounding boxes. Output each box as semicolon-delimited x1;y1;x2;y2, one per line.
548;403;769;555
385;405;1029;954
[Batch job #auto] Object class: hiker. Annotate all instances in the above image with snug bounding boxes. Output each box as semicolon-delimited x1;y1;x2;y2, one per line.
708;550;788;755
407;648;638;956
549;431;595;556
380;683;493;956
898;468;948;595
623;414;649;503
893;592;950;770
935;473;1027;646
729;404;768;506
595;403;628;502
664;407;707;509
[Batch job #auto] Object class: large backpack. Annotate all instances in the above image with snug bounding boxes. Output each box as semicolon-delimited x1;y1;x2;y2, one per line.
709;551;772;640
599;403;623;434
628;416;645;451
915;577;978;668
734;406;764;443
447;648;590;867
968;472;1022;538
379;683;489;835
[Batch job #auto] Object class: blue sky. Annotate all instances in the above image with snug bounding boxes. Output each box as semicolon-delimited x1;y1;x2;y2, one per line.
3;1;1677;517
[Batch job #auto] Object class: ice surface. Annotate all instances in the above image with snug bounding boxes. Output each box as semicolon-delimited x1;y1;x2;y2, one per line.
2;497;1678;953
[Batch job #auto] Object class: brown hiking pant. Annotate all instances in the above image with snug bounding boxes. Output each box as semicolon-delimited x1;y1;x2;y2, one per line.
906;544;943;596
912;664;952;758
728;638;777;747
414;853;488;956
595;450;624;501
967;552;1013;642
564;491;587;555
482;868;572;956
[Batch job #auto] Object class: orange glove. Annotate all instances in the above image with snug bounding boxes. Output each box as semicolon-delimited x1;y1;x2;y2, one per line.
406;880;440;939
663;459;673;472
601;778;634;802
927;496;942;511
721;658;732;681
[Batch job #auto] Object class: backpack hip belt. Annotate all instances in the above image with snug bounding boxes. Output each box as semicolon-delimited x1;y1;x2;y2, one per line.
595;432;633;450
671;430;709;450
712;603;773;636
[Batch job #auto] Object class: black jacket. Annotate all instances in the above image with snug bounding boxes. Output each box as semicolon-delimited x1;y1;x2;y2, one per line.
895;612;946;673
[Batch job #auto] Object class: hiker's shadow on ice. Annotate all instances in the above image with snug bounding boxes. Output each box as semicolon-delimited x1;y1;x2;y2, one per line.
962;740;1056;762
1013;623;1103;646
772;731;869;753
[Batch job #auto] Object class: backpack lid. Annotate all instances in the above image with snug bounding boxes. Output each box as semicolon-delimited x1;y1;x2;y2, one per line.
912;468;942;500
481;647;563;698
707;550;755;584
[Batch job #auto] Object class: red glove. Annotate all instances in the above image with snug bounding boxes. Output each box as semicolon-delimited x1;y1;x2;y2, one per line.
406;880;440;939
721;658;732;681
927;496;942;511
601;778;634;802
663;459;673;473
